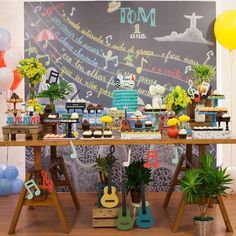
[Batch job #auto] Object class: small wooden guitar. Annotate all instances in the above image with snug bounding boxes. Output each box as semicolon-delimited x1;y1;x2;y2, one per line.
101;145;119;208
121;106;131;132
116;181;134;230
136;181;154;228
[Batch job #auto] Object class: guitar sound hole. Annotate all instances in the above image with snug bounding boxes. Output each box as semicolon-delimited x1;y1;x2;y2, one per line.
141;220;151;223
120;222;130;225
105;200;115;202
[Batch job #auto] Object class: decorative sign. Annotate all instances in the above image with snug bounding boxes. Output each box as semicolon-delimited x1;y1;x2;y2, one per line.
144;150;158;168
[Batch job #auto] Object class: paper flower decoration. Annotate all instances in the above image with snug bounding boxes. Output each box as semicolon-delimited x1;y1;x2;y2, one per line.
178;115;190;123
167;118;180;127
100;115;113;123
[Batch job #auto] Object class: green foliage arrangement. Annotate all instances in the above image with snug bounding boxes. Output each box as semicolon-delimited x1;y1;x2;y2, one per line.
192;64;215;86
125;160;152;193
165;86;191;114
180;152;232;221
94;155;117;183
17;58;46;85
38;81;73;112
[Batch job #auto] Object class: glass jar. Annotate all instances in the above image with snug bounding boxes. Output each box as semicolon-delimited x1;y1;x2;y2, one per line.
195;104;205;122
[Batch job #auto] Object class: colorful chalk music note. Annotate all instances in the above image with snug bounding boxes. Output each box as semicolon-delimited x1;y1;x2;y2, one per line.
24;32;31;41
70;141;78;159
37;54;50;66
42;2;64;16
34;5;42;13
136;57;148;74
103;50;119;70
203;50;214;64
123;149;131;167
86;90;92;98
41;170;54;193
105;35;112;44
185;65;192;74
24;179;41;200
31;19;41;27
25;41;38;56
187;80;196;99
70;7;76;16
144;150;158;168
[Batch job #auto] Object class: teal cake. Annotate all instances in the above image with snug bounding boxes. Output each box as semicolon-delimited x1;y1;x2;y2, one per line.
112;90;138;111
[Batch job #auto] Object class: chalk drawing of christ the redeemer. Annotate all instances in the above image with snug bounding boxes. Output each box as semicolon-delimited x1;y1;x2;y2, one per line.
154;12;214;45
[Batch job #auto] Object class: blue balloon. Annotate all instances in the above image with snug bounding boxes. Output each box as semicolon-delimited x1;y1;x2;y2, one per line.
0;179;11;196
4;165;19;180
0;28;11;51
11;178;24;194
0;165;6;179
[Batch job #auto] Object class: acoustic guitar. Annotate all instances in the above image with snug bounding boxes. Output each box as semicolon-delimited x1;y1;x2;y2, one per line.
116;181;134;230
100;145;119;208
121;106;131;132
136;181;154;228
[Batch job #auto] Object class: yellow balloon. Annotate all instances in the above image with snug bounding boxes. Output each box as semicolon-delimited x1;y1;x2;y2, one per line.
214;10;236;50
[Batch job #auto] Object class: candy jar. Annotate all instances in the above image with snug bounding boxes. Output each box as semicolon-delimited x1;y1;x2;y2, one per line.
6;112;15;126
15;111;22;125
30;111;40;125
22;112;30;125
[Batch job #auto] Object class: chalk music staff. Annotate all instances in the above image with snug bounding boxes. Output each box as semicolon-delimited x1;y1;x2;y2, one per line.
143;150;158;169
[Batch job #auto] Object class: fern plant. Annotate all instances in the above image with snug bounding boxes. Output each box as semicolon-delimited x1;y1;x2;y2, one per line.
38;81;73;112
192;64;215;86
180;152;232;221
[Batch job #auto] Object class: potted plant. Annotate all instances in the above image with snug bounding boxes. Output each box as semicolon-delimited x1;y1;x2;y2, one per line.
37;80;73;113
192;64;215;87
94;155;117;185
125;160;152;203
180;152;232;236
17;57;46;99
165;85;191;114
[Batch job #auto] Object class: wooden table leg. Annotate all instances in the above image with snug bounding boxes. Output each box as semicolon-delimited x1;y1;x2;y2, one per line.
8;173;31;234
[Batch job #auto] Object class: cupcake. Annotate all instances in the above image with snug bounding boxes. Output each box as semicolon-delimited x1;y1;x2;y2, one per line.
178;129;187;139
135;119;143;128
145;120;153;128
93;130;103;138
87;103;95;113
83;130;92;138
103;130;113;138
144;104;152;112
82;120;90;131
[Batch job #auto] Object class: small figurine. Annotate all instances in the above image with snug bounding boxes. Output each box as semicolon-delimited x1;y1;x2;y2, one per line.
15;111;22;125
30;111;40;125
6;112;15;126
22;112;30;125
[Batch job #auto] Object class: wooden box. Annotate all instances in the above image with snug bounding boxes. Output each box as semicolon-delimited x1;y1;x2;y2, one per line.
92;206;120;228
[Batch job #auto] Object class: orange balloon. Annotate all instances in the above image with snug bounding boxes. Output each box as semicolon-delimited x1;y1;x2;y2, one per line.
10;70;22;91
0;51;5;67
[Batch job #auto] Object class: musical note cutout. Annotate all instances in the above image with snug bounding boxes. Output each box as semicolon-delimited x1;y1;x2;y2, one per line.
144;150;158;169
103;50;119;70
172;146;184;164
37;54;50;66
70;141;78;159
24;179;41;200
187;80;196;99
105;35;112;45
70;7;76;16
185;65;192;74
136;57;148;74
86;90;92;98
41;170;54;193
34;5;42;13
31;19;41;27
203;50;214;64
123;149;131;167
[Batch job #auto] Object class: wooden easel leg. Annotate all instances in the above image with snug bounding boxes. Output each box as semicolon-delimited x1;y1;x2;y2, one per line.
217;195;233;232
47;170;70;233
163;155;184;208
8;173;31;234
57;158;80;210
171;195;186;232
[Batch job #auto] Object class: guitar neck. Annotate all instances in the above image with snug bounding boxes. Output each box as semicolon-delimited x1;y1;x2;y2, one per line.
122;181;127;216
141;182;146;215
108;164;112;194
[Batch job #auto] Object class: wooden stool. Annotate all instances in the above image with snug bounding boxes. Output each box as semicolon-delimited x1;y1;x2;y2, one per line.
2;125;43;141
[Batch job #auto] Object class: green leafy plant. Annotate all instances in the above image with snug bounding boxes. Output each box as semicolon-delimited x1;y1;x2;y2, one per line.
94;155;117;184
165;86;191;114
38;81;73;113
192;64;215;86
125;160;152;193
180;152;232;221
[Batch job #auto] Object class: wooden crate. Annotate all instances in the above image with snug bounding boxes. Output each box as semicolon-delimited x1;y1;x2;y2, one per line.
92;206;120;228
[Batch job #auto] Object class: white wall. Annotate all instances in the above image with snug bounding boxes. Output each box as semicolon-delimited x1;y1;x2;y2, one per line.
0;0;235;179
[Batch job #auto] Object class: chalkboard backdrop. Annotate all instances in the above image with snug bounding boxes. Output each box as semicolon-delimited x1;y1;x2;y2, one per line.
24;1;216;192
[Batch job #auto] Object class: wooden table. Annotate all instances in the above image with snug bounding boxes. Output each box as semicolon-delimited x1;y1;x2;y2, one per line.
1;136;236;234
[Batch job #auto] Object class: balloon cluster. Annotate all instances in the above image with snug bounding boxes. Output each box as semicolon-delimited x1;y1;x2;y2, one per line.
0;164;24;196
0;28;22;92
